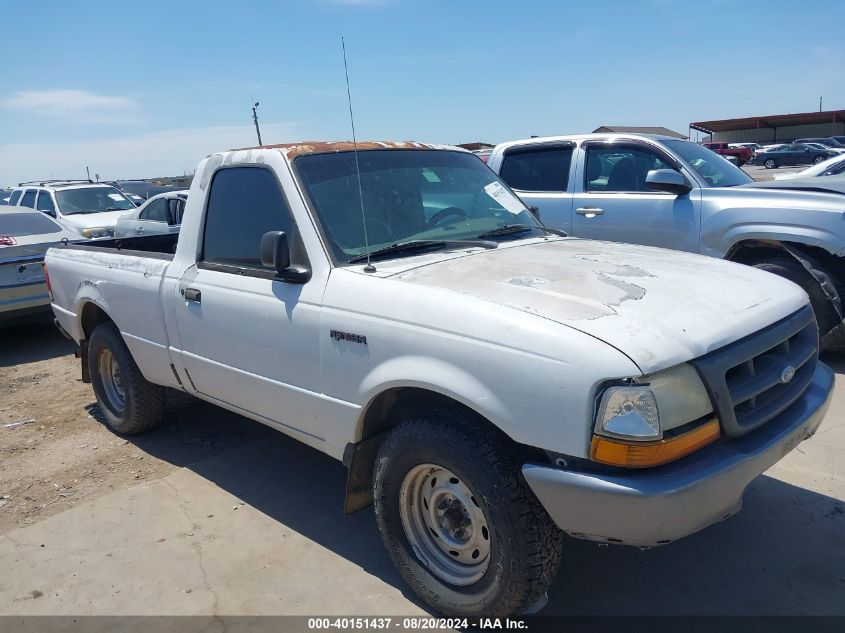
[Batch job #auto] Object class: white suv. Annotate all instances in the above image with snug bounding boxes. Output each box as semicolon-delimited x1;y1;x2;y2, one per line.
8;180;137;238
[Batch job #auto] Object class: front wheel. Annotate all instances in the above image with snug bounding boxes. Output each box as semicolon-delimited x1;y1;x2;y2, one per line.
373;412;563;617
88;322;165;434
764;158;777;169
753;258;837;344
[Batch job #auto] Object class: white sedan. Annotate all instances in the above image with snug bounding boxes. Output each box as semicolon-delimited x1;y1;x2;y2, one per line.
773;154;845;180
114;190;188;238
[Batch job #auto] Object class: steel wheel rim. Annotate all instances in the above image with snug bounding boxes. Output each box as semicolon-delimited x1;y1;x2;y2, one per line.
399;463;491;586
98;348;125;412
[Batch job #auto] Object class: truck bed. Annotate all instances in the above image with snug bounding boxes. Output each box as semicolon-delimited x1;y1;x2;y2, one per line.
63;233;179;259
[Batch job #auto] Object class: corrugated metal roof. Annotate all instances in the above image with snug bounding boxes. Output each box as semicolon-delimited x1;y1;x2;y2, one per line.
691;110;845;134
593;126;687;139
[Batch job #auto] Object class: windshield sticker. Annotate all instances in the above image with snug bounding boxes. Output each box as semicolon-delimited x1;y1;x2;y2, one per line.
422;169;441;183
484;182;525;215
108;193;124;201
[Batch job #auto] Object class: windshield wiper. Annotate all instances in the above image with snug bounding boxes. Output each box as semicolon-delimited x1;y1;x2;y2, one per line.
348;239;497;264
476;224;567;239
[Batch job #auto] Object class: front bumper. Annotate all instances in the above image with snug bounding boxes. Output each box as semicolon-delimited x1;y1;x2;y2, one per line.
522;362;834;548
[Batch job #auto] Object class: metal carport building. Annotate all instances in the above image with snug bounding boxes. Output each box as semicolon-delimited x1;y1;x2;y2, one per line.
690;110;845;144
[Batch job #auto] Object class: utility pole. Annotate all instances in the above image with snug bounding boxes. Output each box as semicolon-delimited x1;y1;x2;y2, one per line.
820;96;823;112
252;101;263;146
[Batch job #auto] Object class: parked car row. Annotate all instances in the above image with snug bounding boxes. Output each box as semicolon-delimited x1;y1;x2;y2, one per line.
750;142;839;169
0;205;80;324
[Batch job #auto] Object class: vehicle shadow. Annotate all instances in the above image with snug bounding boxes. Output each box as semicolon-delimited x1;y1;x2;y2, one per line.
86;392;433;612
84;390;845;616
0;320;75;367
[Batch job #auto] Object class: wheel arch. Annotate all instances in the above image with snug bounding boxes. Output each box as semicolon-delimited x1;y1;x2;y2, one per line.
726;238;845;347
76;301;117;383
343;385;542;514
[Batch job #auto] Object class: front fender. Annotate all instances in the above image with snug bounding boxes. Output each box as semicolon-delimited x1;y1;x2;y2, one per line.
700;191;845;258
357;355;510;439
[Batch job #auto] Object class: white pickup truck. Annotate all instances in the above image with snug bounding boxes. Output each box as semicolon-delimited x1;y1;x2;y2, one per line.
45;142;834;617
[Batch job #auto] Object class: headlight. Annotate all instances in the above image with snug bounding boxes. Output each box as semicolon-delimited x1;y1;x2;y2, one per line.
595;385;660;440
81;227;112;238
594;364;713;442
591;364;718;468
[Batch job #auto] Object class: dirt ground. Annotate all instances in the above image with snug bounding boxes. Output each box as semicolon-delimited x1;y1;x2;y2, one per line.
0;321;269;535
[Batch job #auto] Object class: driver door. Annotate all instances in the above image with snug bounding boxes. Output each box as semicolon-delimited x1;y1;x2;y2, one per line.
173;166;325;440
570;141;700;252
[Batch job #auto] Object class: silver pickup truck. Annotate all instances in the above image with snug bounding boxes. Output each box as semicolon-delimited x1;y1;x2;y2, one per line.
45;142;833;617
489;134;845;351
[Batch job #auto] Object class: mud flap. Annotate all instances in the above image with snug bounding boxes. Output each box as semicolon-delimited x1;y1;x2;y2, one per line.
782;244;843;321
79;339;90;383
342;432;387;514
821;321;845;352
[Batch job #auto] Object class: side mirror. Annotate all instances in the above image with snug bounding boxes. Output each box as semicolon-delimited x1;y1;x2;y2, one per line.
645;169;692;196
260;230;310;283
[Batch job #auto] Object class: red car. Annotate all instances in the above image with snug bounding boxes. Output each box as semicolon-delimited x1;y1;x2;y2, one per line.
702;141;752;166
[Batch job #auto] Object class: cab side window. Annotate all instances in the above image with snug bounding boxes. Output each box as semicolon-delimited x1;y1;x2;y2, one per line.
499;145;573;192
202;167;294;270
585;146;674;193
140;198;168;222
36;192;56;214
9;190;23;205
20;189;37;208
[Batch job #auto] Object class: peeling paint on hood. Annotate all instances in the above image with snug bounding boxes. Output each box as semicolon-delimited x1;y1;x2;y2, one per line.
391;238;809;373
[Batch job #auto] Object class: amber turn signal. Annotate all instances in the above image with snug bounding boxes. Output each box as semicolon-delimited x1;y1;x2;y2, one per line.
590;418;720;468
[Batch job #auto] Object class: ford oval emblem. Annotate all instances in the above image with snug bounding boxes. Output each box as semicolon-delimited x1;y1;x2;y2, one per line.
780;365;796;384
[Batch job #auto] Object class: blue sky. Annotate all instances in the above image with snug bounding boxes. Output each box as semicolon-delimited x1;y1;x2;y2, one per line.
1;0;842;184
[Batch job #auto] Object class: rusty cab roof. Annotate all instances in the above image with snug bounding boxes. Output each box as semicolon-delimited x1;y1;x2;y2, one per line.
232;141;453;160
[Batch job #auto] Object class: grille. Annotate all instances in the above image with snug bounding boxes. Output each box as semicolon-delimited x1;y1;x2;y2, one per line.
690;306;818;438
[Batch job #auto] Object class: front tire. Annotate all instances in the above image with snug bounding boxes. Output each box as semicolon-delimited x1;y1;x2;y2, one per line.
88;322;165;434
373;412;563;617
764;158;777;169
753;258;837;344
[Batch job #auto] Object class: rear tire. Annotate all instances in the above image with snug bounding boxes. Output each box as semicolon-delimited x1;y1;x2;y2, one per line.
88;322;165;434
764;158;777;169
373;411;563;617
753;258;837;343
813;155;825;165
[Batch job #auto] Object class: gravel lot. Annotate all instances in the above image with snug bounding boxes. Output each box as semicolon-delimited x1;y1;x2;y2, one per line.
0;322;269;534
742;163;806;181
1;320;843;615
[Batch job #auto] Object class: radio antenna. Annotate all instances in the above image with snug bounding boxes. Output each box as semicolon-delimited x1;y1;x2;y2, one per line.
342;36;375;273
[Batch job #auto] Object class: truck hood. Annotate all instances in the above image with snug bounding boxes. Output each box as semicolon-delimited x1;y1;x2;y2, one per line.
389;238;808;373
59;210;128;231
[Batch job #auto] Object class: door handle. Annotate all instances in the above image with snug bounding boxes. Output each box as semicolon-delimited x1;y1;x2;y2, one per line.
575;207;604;217
136;227;144;234
183;288;201;303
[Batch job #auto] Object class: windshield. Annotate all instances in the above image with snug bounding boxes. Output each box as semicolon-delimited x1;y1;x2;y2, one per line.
296;150;541;263
55;186;135;215
665;140;753;187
